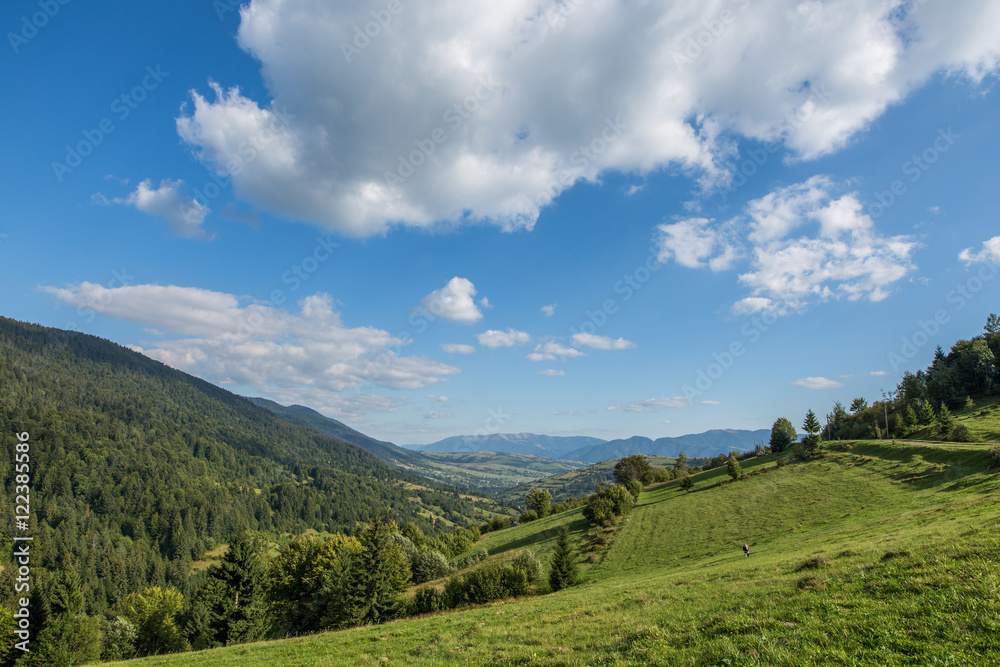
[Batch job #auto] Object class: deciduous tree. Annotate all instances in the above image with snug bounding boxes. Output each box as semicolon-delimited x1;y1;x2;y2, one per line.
769;417;797;453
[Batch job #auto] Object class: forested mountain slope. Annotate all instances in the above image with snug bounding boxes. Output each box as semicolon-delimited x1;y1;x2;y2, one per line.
0;317;492;617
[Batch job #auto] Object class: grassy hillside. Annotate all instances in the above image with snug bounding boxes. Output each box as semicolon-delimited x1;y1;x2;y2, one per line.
101;434;1000;665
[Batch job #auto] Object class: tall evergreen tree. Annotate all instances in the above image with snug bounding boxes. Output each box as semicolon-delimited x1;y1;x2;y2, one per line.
49;565;84;617
548;527;578;592
208;531;268;646
342;516;411;627
802;410;822;456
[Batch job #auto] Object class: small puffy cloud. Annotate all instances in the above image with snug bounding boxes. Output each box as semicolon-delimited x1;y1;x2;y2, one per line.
419;277;483;324
959;236;1000;264
479;297;493;309
731;297;777;316
428;394;450;404
441;343;476;354
477;328;531;348
656;217;738;271
527;341;586;362
701;400;721;405
424;411;453;420
792;376;844;390
42;283;460;416
538;369;565;377
115;179;209;238
555;409;595;416
870;371;889;377
541;303;556;317
571;333;635;351
609;397;690;412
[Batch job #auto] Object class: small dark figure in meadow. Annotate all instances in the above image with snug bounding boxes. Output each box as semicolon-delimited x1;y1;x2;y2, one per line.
743;544;750;558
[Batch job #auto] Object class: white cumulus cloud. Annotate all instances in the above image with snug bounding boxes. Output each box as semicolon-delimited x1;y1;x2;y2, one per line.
526;341;586;362
657;176;918;315
959;235;1000;264
541;303;556;317
478;328;532;348
41;283;460;416
173;0;1000;236
538;369;565;377
419;277;484;324
114;179;209;238
571;332;635;350
792;376;844;390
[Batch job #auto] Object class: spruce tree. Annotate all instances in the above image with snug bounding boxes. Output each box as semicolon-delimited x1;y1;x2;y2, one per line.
548;527;578;592
208;531;268;646
343;516;411;627
802;410;822;455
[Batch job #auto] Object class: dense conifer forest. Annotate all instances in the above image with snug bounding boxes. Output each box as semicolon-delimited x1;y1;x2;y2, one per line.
0;317;491;637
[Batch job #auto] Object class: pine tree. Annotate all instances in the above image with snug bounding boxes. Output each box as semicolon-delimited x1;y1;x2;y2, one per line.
937;403;955;437
342;516;411;627
899;404;917;434
918;399;936;425
208;531;268;646
548;527;578;592
50;564;84;617
801;410;822;456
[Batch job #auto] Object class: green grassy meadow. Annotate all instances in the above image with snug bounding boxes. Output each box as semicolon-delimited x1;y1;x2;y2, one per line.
101;440;1000;666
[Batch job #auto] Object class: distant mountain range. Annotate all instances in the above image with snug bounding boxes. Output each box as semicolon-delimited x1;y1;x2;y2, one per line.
405;429;771;464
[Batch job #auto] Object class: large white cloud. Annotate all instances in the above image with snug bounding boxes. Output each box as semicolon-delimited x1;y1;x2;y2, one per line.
658;176;917;314
174;0;1000;236
41;283;460;416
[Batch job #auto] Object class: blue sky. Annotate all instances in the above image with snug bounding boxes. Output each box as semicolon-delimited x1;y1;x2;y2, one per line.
3;0;999;444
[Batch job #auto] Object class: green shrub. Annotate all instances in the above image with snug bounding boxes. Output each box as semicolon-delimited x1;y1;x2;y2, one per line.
519;509;539;523
986;445;1000;469
626;479;643;499
948;423;972;443
101;616;137;661
679;476;694;492
582;496;616;527
410;587;446;615
511;550;543;585
412;550;451;584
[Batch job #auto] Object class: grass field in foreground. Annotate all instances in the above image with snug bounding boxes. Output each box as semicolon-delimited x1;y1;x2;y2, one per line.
101;441;1000;666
